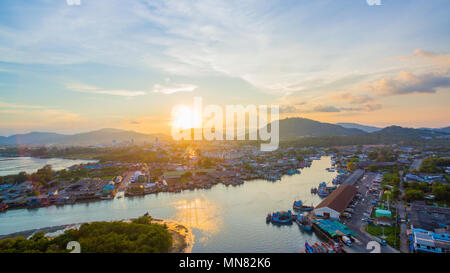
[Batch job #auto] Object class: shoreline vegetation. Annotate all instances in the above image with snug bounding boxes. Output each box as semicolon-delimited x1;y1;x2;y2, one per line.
0;215;194;253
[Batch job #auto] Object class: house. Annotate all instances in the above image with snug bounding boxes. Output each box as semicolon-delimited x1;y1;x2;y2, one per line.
412;228;450;253
409;201;450;232
314;185;357;219
374;216;393;226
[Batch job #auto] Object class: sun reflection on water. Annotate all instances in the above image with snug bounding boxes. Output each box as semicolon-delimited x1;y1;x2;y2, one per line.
171;196;222;245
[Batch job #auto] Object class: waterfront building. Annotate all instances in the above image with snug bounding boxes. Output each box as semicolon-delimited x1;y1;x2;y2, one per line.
314;185;357;219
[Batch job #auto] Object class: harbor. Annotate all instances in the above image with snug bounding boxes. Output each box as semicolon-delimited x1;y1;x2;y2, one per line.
0;156;336;253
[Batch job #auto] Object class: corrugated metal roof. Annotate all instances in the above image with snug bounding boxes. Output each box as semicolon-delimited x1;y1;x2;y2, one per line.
315;185;357;214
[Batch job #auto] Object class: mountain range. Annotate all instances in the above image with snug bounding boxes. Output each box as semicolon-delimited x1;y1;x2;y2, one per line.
277;118;365;140
0;118;448;146
0;128;166;146
335;122;381;133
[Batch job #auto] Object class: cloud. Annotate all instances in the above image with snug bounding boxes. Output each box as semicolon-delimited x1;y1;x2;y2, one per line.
0;100;46;109
329;91;373;104
279;104;305;114
413;49;450;67
362;103;382;111
0;0;415;96
303;103;382;113
0;103;82;134
152;83;197;94
311;105;341;113
66;83;146;97
364;71;450;96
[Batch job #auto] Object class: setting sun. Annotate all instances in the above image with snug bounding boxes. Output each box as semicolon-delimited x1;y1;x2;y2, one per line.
171;106;202;130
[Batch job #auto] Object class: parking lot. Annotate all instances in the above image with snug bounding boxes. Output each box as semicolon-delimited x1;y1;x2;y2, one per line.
341;171;399;253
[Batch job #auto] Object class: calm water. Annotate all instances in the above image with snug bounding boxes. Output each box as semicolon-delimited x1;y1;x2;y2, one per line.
0;157;98;176
0;156;336;253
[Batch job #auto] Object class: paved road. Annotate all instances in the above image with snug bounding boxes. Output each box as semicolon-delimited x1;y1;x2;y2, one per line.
397;170;410;253
397;201;409;253
342;172;399;253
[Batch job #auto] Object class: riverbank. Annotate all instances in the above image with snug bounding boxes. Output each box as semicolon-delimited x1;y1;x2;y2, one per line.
0;156;335;253
0;217;194;253
151;219;194;253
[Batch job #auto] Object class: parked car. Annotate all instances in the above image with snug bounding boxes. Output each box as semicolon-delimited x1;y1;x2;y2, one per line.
342;236;352;246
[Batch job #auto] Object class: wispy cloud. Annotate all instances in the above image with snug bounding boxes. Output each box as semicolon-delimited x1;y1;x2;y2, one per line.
413;49;450;68
329;92;373;104
311;105;341;113
0;100;46;109
280;102;382;115
152;83;197;95
1;0;436;96
66;83;146;97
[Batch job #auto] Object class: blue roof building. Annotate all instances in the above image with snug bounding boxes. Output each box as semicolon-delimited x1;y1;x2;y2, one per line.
412;228;450;253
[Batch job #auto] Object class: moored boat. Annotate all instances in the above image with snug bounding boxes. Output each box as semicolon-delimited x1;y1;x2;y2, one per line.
293;200;302;210
270;210;293;224
293;200;314;211
296;215;313;231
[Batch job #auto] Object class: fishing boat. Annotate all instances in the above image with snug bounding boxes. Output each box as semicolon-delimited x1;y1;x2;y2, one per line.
266;214;272;223
296;215;313;231
293;200;314;211
299;205;314;211
318;190;329;197
270;210;293;224
321;242;336;253
304;241;315;253
293;200;303;210
310;187;318;194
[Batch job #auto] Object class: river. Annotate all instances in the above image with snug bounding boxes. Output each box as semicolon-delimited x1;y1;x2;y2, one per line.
0;157;98;176
0;156;337;253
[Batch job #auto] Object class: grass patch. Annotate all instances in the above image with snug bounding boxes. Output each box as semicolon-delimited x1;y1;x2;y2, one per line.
365;224;400;250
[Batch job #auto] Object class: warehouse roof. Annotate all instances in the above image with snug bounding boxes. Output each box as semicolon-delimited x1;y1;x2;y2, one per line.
315;185;357;214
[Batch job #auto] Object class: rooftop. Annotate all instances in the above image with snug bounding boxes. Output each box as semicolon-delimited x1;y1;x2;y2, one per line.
315;185;357;214
410;201;450;232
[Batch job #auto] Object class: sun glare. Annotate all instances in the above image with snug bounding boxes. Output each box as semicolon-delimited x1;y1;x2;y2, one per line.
171;106;202;130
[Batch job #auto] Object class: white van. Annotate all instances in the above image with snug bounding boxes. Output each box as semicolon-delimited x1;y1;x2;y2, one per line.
342;236;352;246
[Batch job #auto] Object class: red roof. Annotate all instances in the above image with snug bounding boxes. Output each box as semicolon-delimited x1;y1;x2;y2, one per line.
315;185;357;213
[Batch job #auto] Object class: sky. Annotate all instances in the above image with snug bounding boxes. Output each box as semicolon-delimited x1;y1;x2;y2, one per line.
0;0;449;136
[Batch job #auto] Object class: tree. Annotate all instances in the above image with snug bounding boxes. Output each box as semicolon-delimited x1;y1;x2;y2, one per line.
0;220;173;253
368;151;378;160
404;189;424;202
32;165;54;185
14;172;28;184
346;162;357;172
392;186;401;200
432;183;450;202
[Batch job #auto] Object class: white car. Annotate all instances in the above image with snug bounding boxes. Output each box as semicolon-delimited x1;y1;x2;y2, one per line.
342;236;352;246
